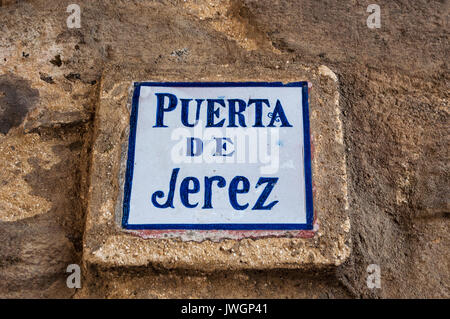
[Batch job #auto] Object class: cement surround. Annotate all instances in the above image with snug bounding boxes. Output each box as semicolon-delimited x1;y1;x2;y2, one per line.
83;64;350;271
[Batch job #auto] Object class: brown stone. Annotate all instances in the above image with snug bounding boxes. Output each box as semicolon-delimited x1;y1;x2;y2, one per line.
0;0;448;298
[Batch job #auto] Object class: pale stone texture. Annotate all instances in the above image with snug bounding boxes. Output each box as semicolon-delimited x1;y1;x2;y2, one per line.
0;129;89;298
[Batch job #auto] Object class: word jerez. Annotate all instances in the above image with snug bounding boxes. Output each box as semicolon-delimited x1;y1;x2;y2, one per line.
149;92;294;211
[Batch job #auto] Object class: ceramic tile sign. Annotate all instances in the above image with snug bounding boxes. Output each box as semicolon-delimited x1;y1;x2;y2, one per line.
122;82;313;231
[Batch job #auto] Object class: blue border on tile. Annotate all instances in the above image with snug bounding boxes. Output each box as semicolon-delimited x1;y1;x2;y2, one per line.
122;82;314;230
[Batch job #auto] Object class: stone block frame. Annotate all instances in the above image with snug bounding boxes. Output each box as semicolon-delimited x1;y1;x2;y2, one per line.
83;63;350;271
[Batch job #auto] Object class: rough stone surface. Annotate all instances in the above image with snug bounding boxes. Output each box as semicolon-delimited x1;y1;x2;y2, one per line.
0;0;448;298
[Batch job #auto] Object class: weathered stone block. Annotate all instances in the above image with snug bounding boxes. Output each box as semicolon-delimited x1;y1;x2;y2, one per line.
83;63;350;271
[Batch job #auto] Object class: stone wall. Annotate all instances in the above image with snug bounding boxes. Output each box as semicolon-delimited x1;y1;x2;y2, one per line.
0;0;448;298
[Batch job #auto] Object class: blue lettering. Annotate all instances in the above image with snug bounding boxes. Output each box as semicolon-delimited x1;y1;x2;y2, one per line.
180;176;200;208
151;167;179;208
228;176;250;210
153;93;178;127
252;177;279;210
